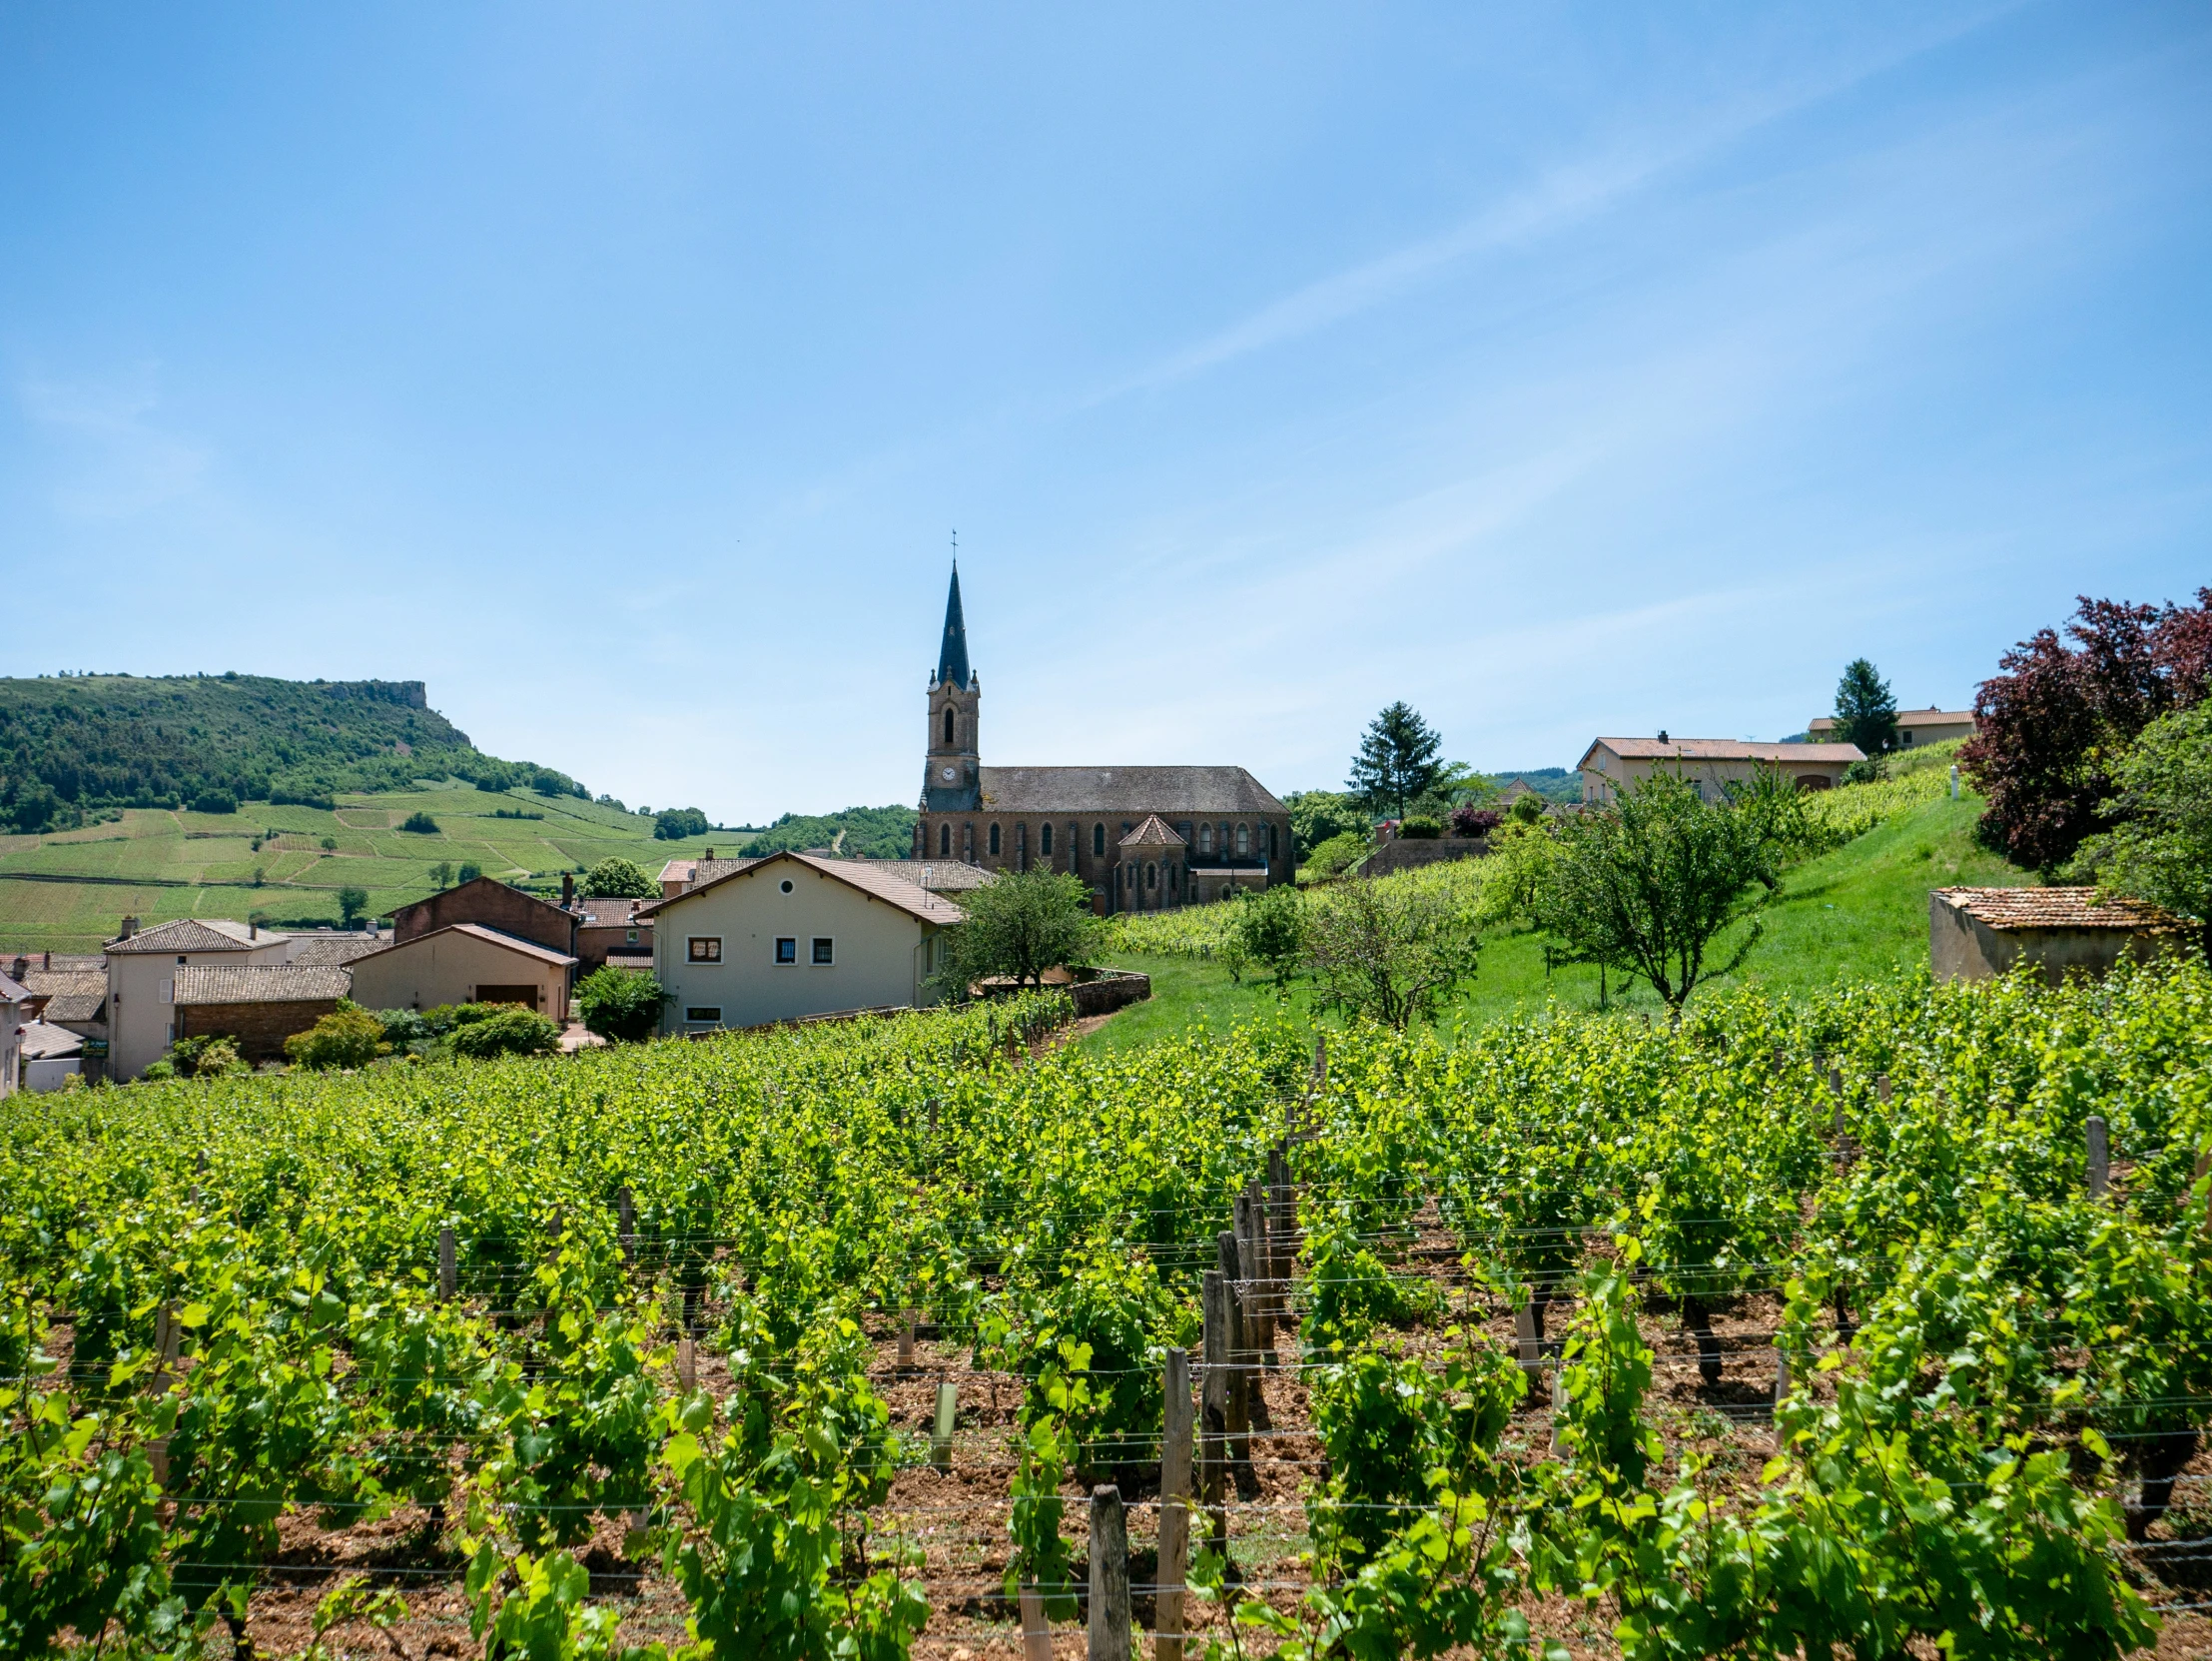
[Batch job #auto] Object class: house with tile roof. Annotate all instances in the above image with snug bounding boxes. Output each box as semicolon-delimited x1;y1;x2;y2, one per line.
911;566;1291;911
1809;706;1976;749
174;964;355;1064
1930;887;2188;986
349;923;577;1019
0;970;26;1097
103;916;294;1080
638;849;963;1034
1576;735;1865;806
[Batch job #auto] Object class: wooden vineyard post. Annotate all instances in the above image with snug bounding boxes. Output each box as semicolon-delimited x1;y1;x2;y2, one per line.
1516;1293;1543;1383
1200;1269;1228;1546
1828;1067;1844;1135
1156;1348;1193;1661
2087;1116;2110;1200
617;1187;635;1261
930;1380;957;1473
1775;1345;1790;1407
678;1336;697;1395
1020;1585;1052;1661
1875;1073;1892;1104
897;1308;918;1373
1217;1230;1250;1466
1089;1485;1131;1661
438;1226;457;1302
147;1301;180;1491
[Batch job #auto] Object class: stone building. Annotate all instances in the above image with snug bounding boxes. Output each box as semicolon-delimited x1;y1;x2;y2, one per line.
1929;887;2188;986
910;566;1291;912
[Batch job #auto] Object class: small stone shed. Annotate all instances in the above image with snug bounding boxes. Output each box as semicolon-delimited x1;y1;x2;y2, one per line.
174;965;354;1063
1929;887;2187;986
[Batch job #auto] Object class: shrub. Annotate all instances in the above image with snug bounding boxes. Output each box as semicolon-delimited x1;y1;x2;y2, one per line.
1449;804;1502;837
1235;884;1306;991
1397;815;1443;839
582;857;657;899
448;1007;561;1060
285;1002;391;1071
457;862;483;885
165;1034;246;1079
320;835;338;850
190;788;238;814
1299;831;1369;882
339;886;369;925
654;807;710;841
573;967;668;1043
398;811;441;834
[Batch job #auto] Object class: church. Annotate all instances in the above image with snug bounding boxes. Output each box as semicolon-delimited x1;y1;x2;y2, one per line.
911;566;1292;913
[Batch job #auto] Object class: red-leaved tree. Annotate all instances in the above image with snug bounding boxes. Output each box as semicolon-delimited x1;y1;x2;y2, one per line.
1961;589;2212;871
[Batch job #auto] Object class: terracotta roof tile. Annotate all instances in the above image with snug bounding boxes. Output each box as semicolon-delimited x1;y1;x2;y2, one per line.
1119;814;1187;848
1934;887;2185;932
288;934;393;966
977;765;1285;815
107;918;288;953
1586;737;1865;764
173;965;354;1005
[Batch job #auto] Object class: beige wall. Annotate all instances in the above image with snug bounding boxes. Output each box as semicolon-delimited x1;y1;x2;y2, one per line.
106;937;292;1080
350;932;570;1017
1929;893;2177;986
653;861;942;1033
1579;749;1846;805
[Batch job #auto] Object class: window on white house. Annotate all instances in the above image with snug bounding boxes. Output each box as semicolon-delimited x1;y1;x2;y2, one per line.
812;938;834;966
775;938;797;965
688;937;722;963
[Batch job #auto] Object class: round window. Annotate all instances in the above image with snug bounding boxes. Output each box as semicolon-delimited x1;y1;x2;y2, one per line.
780;879;794;893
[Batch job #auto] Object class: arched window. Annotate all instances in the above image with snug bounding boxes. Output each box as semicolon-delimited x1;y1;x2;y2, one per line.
1094;823;1106;857
939;823;951;857
1236;823;1250;856
1199;823;1213;854
943;706;955;746
989;823;1002;857
1145;861;1156;889
1041;822;1054;857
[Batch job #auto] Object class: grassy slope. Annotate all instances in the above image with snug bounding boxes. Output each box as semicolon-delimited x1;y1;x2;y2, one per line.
0;782;753;949
1081;787;2032;1054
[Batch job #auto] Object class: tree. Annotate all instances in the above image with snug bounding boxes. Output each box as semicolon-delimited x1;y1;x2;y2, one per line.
654;807;710;841
1303;877;1480;1030
1346;703;1445;822
1283;790;1371;852
2070;704;2212;959
428;860;454;889
285;1002;390;1071
1962;589;2212;871
1531;769;1781;1021
1833;659;1898;755
338;886;370;926
1235;885;1307;993
583;857;657;899
1298;832;1369;882
457;862;483;885
398;811;440;833
573;966;670;1042
933;869;1103;996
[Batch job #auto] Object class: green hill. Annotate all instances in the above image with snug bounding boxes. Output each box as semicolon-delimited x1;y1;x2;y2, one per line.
0;672;599;830
1087;784;2036;1052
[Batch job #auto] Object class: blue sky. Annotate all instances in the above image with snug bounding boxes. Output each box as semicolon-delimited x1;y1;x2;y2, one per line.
4;4;2207;823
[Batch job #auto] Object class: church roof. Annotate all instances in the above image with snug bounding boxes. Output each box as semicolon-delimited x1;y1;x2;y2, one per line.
1119;814;1186;848
978;766;1285;816
935;564;973;690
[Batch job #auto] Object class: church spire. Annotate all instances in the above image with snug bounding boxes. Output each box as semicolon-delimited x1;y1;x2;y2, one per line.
936;561;972;690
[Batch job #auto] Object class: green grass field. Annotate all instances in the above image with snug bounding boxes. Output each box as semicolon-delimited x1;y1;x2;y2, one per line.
0;781;756;950
1080;786;2033;1053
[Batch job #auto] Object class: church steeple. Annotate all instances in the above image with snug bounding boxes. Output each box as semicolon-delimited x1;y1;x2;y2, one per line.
936;562;973;690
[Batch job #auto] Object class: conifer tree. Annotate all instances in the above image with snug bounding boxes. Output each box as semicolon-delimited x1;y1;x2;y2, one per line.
1347;702;1444;821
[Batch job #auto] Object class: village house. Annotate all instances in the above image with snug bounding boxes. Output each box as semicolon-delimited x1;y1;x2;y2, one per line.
18;1021;85;1092
911;567;1291;911
0;970;26;1098
349;923;576;1016
392;875;579;960
1577;735;1865;805
173;964;352;1064
103;917;295;1081
570;894;654;973
1809;706;1976;748
639;849;961;1034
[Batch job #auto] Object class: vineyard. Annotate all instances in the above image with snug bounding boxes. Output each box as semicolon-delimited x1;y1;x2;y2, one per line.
7;958;2212;1659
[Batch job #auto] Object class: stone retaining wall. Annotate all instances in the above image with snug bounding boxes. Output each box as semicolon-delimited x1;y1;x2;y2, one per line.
1360;836;1490;877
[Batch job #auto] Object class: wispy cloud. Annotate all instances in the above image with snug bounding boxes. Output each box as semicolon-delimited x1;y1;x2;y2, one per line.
19;369;212;518
1106;7;2016;400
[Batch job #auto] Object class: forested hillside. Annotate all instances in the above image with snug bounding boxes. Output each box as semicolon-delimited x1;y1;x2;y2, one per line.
0;673;589;830
743;802;918;858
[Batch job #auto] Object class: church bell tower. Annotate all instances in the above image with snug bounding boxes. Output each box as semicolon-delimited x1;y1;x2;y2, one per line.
923;563;981;814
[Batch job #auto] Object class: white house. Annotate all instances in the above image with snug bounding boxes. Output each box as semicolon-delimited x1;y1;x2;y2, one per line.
639;851;964;1035
1577;735;1865;805
103;918;294;1081
0;970;27;1097
1808;706;1976;748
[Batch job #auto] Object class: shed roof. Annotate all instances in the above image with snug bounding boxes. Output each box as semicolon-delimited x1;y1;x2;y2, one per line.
174;964;355;1006
289;933;394;966
1580;737;1865;767
107;918;288;954
976;765;1285;815
1934;887;2184;933
0;971;27;1003
640;849;964;927
356;922;578;968
42;988;109;1025
575;897;652;926
19;1020;83;1059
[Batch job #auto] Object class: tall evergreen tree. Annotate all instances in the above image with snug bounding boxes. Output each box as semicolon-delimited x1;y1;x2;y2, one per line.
1347;702;1445;821
1834;659;1899;755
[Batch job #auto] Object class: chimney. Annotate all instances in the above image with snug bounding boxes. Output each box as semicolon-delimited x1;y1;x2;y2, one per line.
43;951;51;971
703;846;715;861
1658;729;1669;743
120;915;138;940
561;872;575;906
249;922;257;941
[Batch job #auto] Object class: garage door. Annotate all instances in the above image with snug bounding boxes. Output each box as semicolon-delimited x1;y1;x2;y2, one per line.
475;985;541;1011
